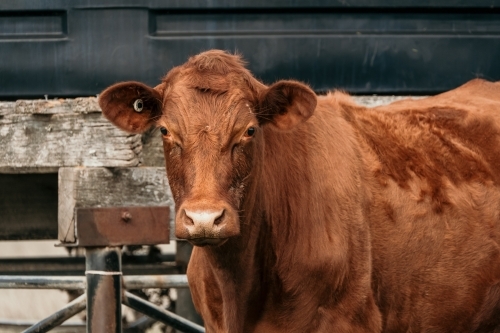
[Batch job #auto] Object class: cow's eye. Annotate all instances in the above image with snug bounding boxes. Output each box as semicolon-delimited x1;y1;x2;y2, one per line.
160;127;169;136
245;127;255;137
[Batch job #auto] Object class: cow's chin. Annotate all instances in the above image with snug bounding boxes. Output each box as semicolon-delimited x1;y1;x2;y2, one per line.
188;238;228;247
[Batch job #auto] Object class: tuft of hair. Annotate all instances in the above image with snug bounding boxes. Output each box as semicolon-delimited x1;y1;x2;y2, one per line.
187;50;248;75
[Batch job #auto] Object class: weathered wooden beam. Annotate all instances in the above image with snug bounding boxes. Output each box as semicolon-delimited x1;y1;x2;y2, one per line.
58;167;173;243
0;101;15;117
141;127;165;167
0;98;143;173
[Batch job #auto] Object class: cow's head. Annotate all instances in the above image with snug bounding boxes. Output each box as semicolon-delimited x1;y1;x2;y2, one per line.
99;50;316;246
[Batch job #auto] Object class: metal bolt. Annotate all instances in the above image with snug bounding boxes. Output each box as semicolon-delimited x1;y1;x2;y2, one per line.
121;211;132;223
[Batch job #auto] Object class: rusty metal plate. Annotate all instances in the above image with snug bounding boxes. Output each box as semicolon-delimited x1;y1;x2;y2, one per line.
75;206;170;246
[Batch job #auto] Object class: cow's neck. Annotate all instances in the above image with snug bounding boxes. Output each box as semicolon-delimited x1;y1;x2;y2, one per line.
259;124;357;304
260;127;328;264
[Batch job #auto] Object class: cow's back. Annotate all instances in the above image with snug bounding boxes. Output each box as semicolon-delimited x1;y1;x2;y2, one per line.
333;79;500;332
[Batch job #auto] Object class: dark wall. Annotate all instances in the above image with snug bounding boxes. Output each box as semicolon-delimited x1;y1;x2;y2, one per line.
0;174;58;240
1;0;500;97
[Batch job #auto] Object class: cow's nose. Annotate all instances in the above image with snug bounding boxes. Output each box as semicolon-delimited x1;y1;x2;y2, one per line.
175;203;240;242
184;209;225;228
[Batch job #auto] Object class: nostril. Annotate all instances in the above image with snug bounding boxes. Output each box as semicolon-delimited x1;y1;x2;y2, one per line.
183;209;194;225
214;209;225;225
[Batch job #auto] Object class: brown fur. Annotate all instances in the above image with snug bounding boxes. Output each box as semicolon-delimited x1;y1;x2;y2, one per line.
99;50;500;333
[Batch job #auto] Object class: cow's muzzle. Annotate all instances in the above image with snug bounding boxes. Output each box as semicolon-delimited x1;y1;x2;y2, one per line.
175;202;240;246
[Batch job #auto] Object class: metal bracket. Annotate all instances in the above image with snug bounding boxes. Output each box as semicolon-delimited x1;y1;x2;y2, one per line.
68;206;170;247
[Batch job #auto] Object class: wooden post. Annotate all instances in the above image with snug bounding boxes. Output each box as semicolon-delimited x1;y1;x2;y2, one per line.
58;167;174;243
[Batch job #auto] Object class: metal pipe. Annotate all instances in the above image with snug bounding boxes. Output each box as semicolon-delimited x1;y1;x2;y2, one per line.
22;293;86;333
0;276;86;290
123;291;205;333
0;253;177;276
0;274;189;290
86;247;122;333
124;274;189;289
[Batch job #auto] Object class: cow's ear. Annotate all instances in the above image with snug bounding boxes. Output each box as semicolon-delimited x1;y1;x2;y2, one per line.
99;81;163;133
256;80;317;131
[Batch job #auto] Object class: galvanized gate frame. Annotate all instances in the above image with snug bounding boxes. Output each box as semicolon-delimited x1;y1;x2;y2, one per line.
0;206;205;333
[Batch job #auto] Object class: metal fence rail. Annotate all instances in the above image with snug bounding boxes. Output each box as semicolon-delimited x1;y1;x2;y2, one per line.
0;274;189;290
0;273;202;333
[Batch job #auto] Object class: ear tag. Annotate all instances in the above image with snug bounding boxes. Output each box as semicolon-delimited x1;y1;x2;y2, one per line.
133;99;144;112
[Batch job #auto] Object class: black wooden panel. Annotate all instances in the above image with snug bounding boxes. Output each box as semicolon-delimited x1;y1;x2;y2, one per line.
0;174;58;240
2;0;500;9
0;11;66;39
151;11;500;36
0;1;500;97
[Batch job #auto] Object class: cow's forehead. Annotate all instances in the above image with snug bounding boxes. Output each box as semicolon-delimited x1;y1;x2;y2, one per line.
158;52;262;135
161;85;256;139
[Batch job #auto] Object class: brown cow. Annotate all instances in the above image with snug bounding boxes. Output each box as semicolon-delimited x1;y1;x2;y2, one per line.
99;50;500;333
